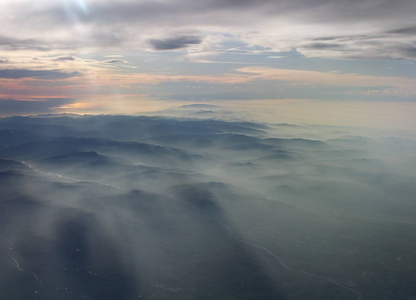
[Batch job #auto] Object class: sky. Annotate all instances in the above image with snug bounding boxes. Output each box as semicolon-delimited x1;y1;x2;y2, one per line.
0;0;416;128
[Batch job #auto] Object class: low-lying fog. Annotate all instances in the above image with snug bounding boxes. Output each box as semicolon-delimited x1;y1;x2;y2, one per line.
0;107;415;300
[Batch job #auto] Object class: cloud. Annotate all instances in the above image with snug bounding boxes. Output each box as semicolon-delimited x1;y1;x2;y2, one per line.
235;66;416;89
388;25;416;35
296;33;416;60
0;98;75;115
103;59;127;64
0;69;81;79
52;55;77;61
0;0;415;59
149;36;202;50
72;66;415;96
0;57;8;63
401;45;416;58
0;35;51;51
303;43;343;50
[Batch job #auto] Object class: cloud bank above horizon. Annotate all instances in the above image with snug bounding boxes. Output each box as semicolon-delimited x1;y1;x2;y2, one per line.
0;0;415;119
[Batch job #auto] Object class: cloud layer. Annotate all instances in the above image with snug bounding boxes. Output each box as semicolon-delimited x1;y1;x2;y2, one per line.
0;0;415;113
1;0;415;59
0;69;81;79
0;98;75;115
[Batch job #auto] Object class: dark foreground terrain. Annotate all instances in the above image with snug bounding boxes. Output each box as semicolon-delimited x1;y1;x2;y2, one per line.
0;114;415;300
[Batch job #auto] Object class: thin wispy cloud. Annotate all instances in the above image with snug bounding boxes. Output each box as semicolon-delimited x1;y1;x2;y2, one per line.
0;97;75;115
103;59;127;64
0;69;81;80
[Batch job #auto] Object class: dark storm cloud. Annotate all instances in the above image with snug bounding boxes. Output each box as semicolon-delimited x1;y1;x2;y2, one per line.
0;98;75;115
0;69;81;79
149;36;202;50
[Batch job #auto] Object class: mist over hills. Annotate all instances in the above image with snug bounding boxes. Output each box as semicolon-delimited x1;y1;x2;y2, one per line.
0;114;415;300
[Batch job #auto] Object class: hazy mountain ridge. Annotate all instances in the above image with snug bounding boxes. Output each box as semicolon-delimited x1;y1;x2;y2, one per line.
0;114;415;300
